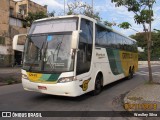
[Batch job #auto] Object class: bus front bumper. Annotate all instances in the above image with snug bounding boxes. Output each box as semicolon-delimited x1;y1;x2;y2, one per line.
22;78;82;97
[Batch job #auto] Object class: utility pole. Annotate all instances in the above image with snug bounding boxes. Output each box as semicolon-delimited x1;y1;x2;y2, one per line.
92;0;93;13
148;0;153;83
64;0;65;15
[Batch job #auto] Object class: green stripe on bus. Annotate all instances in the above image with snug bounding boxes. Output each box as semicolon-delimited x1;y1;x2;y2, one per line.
39;74;60;82
47;74;60;81
106;49;123;75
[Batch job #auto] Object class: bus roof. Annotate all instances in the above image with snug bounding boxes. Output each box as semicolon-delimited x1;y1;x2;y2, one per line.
34;15;136;42
34;15;96;23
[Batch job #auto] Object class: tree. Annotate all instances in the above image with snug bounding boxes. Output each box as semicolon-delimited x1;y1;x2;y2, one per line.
67;1;115;27
119;22;140;32
111;0;155;83
118;22;131;29
130;32;160;61
154;29;160;32
24;11;48;27
24;11;56;27
104;20;116;27
130;33;147;49
48;10;55;17
67;1;101;21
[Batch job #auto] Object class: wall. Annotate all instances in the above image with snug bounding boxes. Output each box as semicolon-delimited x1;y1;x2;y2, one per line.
28;0;47;14
10;0;16;14
0;0;11;66
0;0;9;36
0;0;47;67
16;0;47;16
10;26;27;39
9;17;23;27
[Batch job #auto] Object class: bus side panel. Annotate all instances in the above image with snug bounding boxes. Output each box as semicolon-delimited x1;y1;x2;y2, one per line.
106;49;138;78
93;48;125;86
119;51;138;77
106;49;124;75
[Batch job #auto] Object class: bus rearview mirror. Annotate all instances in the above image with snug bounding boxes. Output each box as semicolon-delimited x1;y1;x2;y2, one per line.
71;31;80;49
13;34;27;52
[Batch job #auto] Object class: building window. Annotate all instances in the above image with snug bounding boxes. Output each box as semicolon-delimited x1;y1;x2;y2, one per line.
10;7;14;16
19;4;27;15
0;36;5;45
0;54;4;61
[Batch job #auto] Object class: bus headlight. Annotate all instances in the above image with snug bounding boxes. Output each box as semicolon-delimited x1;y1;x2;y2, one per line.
58;76;75;83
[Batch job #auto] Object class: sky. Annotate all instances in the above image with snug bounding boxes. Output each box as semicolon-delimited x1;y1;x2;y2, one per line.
31;0;160;36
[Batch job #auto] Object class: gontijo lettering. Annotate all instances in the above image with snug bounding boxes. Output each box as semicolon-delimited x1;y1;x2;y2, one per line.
124;103;157;110
28;73;37;77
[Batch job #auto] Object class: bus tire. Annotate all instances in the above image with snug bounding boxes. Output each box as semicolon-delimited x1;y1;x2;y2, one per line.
92;74;103;95
127;67;133;80
132;66;135;74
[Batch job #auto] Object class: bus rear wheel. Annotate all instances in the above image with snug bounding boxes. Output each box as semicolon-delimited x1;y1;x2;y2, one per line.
127;68;133;80
92;74;103;95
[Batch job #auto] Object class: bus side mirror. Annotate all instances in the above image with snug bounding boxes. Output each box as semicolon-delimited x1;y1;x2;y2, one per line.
13;34;27;52
71;31;81;49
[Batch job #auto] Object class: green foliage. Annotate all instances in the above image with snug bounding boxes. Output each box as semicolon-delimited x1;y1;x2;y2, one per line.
67;1;101;21
111;0;155;25
130;32;160;61
6;78;18;85
130;33;146;48
154;29;160;32
104;20;116;27
134;10;154;24
48;10;55;17
118;22;132;29
25;11;48;27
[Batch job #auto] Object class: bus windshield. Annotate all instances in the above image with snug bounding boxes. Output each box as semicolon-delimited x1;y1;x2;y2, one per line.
23;32;74;73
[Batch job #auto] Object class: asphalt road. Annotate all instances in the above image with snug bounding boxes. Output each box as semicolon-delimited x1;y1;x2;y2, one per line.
0;65;160;120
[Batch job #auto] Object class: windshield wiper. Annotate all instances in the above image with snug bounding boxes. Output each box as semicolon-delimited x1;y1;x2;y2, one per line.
54;35;65;58
40;42;48;71
45;35;64;70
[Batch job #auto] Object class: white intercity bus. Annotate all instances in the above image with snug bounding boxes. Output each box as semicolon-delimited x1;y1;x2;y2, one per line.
13;15;138;96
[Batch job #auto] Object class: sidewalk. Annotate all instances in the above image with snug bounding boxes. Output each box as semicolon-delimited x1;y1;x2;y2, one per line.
124;83;160;110
0;67;21;86
124;64;160;111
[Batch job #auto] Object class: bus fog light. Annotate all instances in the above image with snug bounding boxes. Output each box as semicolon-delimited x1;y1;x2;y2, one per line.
58;77;75;83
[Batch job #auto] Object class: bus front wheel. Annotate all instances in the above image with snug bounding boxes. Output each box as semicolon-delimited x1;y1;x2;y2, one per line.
92;74;103;95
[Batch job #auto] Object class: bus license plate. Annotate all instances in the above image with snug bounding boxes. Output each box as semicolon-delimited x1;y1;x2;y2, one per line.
38;86;47;90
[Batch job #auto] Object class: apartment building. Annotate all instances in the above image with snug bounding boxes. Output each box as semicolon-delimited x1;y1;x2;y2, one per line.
0;0;47;67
